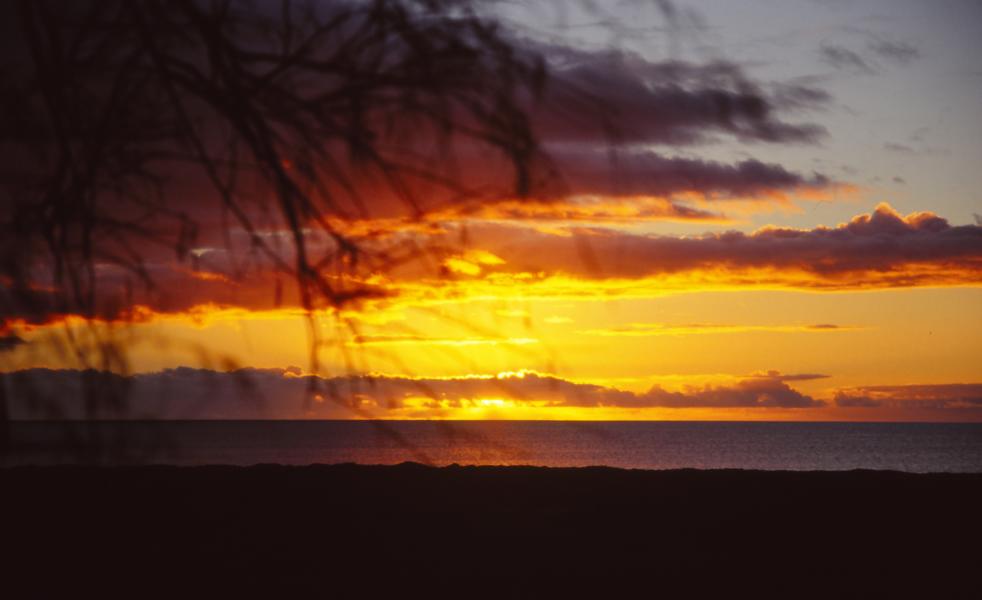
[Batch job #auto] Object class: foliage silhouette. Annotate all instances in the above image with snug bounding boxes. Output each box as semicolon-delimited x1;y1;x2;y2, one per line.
0;0;623;459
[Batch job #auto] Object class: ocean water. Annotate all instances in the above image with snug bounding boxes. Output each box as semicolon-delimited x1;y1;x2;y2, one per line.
3;420;981;472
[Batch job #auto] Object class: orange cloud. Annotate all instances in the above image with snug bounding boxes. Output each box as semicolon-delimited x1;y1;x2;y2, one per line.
380;203;982;294
5;203;980;327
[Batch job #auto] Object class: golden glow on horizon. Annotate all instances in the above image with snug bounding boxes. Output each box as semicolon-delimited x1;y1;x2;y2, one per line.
4;262;981;422
342;401;978;423
7;288;982;382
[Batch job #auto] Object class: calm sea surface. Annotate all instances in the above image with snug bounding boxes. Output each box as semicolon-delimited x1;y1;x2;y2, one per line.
4;421;981;472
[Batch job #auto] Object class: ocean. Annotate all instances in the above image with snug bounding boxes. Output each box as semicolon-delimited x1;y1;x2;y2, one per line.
4;420;981;472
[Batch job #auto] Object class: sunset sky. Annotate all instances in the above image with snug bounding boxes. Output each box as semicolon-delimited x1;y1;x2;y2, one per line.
4;0;981;422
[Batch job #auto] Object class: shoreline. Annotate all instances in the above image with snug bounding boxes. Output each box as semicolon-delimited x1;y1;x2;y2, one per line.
4;460;982;472
3;463;980;597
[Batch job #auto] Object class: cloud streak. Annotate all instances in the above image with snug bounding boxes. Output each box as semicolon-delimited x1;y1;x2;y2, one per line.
868;40;920;66
580;323;855;337
544;150;837;201
835;384;982;409
349;335;539;347
820;44;876;74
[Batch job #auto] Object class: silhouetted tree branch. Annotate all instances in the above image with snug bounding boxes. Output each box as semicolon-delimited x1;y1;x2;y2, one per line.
0;0;577;454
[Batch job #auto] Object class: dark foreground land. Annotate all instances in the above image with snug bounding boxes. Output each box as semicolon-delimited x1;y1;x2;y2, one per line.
2;464;980;598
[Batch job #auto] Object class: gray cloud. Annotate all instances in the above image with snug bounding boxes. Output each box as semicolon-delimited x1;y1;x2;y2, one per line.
770;81;834;111
548;149;834;199
820;44;876;74
868;40;920;65
884;142;915;153
536;51;827;145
